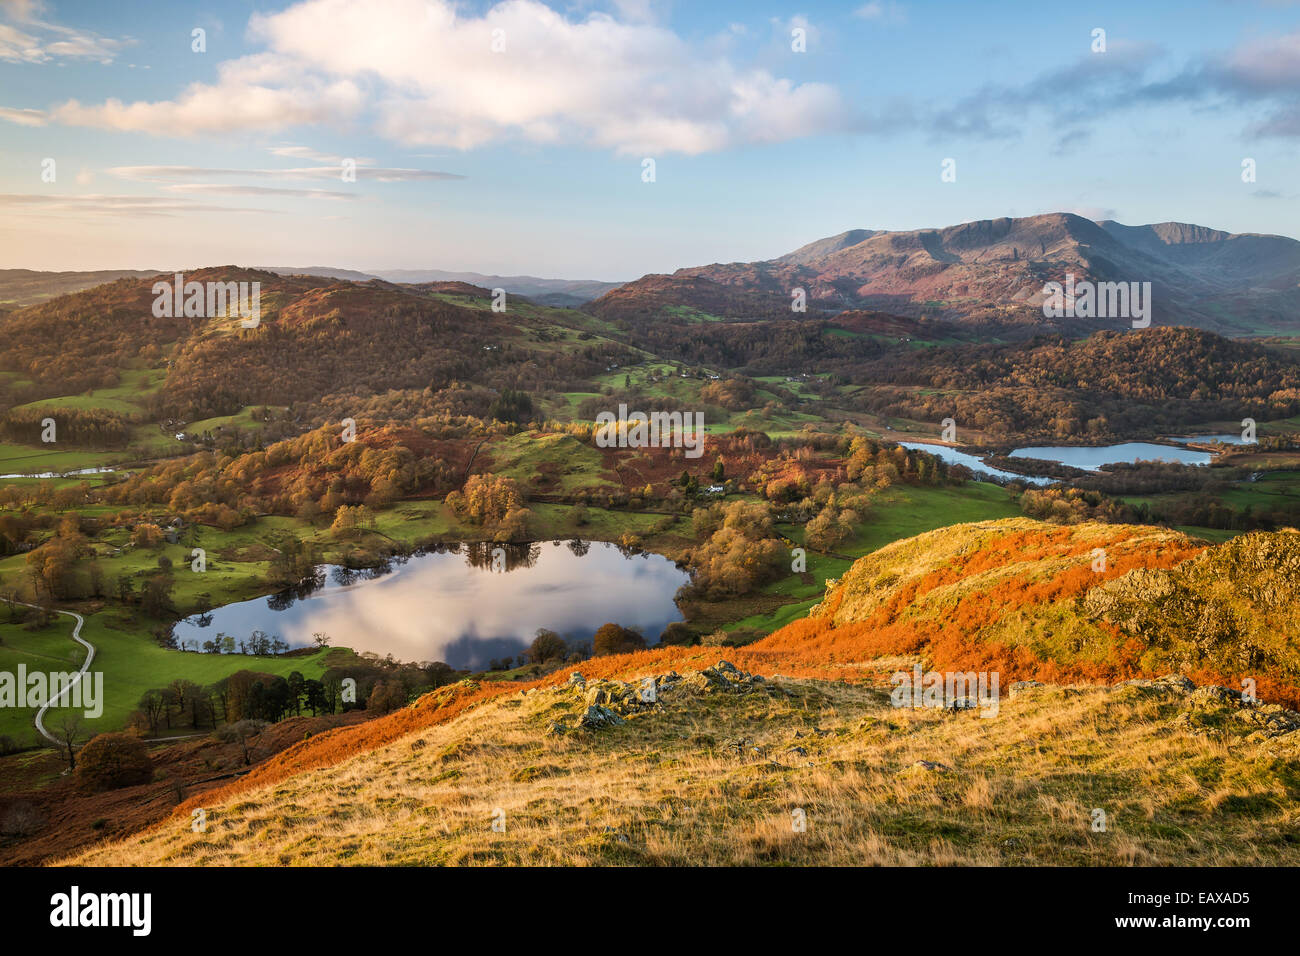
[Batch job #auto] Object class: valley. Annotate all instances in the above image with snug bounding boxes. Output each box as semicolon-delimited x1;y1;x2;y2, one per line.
2;225;1299;869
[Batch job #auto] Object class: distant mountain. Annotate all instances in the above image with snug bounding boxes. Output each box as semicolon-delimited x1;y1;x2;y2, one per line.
263;266;624;306
589;213;1300;336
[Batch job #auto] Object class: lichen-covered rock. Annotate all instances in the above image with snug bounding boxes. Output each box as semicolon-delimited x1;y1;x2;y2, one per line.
1237;705;1300;738
1189;685;1241;705
1115;674;1194;694
579;704;625;731
1008;681;1045;699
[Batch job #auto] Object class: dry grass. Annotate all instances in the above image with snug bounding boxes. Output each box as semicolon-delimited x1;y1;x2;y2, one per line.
61;667;1300;867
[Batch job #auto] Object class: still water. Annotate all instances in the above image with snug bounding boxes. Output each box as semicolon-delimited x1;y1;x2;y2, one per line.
173;540;689;669
1009;443;1213;470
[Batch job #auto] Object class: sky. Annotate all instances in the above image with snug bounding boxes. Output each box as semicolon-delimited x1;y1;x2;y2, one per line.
0;0;1297;279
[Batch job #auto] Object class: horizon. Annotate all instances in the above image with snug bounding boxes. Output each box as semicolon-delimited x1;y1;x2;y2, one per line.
7;208;1300;282
2;0;1298;277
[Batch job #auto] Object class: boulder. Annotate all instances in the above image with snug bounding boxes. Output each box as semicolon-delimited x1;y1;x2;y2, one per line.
1189;685;1240;705
579;704;625;731
1008;680;1044;699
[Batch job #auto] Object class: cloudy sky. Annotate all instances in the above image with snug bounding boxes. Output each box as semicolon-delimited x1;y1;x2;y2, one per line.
1;0;1297;278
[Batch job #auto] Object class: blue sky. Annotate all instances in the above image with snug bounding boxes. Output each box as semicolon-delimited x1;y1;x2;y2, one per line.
1;0;1297;278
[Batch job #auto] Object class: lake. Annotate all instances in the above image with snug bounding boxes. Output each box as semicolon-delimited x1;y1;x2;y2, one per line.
1009;442;1213;470
897;442;1053;485
173;540;690;669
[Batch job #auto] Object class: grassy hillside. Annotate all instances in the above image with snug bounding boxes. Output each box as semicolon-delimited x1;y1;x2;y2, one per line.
59;519;1300;867
765;519;1300;706
64;659;1300;866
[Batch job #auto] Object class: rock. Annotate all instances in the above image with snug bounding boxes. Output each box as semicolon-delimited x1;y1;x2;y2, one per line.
1008;681;1044;699
579;704;625;731
602;826;631;844
568;672;586;687
1116;674;1194;694
713;660;742;678
788;746;809;757
1190;685;1240;705
906;760;953;773
1236;706;1300;737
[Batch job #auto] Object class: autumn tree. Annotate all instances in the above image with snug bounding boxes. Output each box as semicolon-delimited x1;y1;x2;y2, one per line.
592;623;646;657
75;733;153;792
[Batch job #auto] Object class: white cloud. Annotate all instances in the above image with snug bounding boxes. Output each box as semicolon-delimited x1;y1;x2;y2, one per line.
0;193;274;217
109;163;463;183
0;2;129;63
853;2;906;24
0;105;46;125
33;0;845;155
50;54;365;134
162;183;359;200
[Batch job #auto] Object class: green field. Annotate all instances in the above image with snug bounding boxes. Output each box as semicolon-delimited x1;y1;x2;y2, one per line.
12;367;165;418
0;442;123;475
0;610;340;743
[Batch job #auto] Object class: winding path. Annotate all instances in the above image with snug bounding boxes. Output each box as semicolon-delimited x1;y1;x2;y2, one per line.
13;601;94;745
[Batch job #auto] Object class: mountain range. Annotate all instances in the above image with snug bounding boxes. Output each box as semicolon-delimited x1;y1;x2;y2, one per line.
6;213;1298;334
588;213;1300;336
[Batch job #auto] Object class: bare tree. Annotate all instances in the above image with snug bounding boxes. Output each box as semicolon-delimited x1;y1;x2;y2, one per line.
51;714;83;772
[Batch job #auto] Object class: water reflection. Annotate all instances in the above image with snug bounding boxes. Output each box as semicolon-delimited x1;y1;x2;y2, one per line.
173;540;689;669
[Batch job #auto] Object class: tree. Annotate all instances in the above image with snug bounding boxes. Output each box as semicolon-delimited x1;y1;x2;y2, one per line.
287;671;305;716
218;719;268;766
137;690;166;736
303;678;327;715
592;623;646;657
50;714;84;772
367;680;407;714
528;629;568;664
75;733;153;792
658;622;695;646
140;573;174;618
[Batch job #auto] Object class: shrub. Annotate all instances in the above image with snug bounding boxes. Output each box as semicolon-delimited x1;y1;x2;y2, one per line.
658;622;695;646
75;733;153;792
528;629;568;664
592;623;646;657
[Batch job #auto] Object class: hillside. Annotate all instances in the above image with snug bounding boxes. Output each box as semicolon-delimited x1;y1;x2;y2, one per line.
60;663;1300;866
0;269;164;310
771;519;1300;707
848;326;1300;440
0;268;636;428
263;266;623;306
591;214;1300;335
59;520;1300;866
